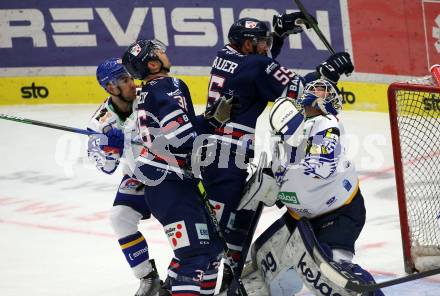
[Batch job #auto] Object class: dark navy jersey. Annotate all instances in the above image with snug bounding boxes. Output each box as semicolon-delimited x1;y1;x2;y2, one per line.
136;76;197;179
205;45;308;157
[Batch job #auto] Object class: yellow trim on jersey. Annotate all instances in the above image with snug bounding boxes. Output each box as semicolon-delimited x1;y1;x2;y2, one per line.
120;236;145;250
343;180;360;205
288;208;301;220
287;179;360;221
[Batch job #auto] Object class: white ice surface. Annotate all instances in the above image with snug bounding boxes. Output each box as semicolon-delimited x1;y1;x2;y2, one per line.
0;105;439;295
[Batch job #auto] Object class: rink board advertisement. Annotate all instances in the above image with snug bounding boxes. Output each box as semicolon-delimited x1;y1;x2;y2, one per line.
0;0;434;112
0;0;346;69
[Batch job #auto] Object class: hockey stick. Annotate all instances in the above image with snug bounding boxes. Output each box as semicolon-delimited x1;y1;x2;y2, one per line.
293;0;335;54
346;267;440;293
227;202;264;296
0;113;145;146
227;152;268;296
0;113;94;136
298;218;440;293
196;181;248;296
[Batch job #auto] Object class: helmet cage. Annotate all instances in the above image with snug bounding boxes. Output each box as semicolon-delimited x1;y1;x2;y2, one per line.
303;79;342;113
122;39;167;80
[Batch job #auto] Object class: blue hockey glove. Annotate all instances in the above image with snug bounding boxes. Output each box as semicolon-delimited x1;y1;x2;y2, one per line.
102;127;124;155
316;52;354;83
273;12;317;38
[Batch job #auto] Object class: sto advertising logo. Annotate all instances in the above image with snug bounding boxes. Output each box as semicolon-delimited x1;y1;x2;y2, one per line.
423;1;440;66
21;82;49;99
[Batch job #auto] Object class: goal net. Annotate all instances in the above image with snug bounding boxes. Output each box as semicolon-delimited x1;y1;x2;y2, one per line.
387;76;440;273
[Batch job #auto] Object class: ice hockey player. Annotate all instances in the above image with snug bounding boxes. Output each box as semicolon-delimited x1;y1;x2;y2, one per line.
88;58;161;296
247;79;385;295
122;39;221;296
198;14;355;292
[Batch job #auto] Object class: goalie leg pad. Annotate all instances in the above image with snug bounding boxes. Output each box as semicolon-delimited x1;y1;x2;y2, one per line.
251;217;304;295
284;219;359;296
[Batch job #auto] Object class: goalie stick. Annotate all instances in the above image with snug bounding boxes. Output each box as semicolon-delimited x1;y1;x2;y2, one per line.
298;218;440;294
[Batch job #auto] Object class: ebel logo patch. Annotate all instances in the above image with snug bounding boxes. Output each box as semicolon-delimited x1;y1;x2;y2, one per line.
278;191;300;205
129;44;142;56
195;223;209;240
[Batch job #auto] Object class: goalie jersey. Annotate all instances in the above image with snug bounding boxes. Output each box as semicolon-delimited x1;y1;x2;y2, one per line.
276;114;359;219
87;96;141;176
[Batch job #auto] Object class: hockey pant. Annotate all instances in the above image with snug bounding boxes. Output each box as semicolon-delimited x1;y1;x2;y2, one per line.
145;178;220;295
202;158;254;257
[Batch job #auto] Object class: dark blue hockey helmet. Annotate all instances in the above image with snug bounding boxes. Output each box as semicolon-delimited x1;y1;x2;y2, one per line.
122;39;167;80
228;18;272;48
96;58;129;91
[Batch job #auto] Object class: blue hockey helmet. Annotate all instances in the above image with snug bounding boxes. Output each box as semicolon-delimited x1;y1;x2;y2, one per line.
96;58;129;91
228;18;272;48
122;39;167;80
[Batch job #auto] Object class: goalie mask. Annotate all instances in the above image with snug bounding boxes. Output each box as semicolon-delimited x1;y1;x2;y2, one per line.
122;39;168;80
300;79;342;115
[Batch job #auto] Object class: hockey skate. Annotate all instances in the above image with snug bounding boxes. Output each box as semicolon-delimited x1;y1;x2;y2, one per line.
219;263;234;292
135;260;161;296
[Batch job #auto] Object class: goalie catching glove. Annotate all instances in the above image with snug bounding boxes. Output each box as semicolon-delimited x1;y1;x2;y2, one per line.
273;12;317;38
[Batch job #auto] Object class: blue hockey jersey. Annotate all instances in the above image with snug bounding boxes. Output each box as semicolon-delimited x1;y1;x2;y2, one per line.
135;76;197;182
205;45;312;159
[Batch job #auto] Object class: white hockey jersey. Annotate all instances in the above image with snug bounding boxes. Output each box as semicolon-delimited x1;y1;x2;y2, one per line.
273;114;359;219
87;97;142;176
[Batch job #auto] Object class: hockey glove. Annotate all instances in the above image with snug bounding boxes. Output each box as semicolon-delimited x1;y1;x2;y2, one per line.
204;94;238;126
300;93;340;116
316;52;354;83
272;12;317;38
102;127;125;155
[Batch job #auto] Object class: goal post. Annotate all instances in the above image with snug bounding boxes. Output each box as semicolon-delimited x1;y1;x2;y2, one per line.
387;79;440;273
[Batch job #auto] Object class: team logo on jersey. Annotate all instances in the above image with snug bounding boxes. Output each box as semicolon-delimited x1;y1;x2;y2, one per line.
245;21;257;28
195;223;210;240
342;179;352;192
167;89;182;97
119;178;144;195
278;191;300;205
164;221;190;250
325;196;337;207
129;44;142;56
